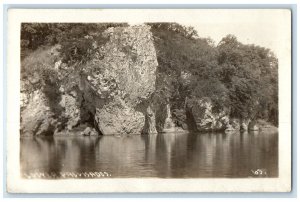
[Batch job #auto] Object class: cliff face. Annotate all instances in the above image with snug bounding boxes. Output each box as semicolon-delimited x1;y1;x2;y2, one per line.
81;25;158;135
20;90;57;136
21;25;159;136
20;24;277;136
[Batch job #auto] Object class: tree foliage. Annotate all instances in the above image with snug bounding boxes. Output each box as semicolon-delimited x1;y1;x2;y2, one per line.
150;25;278;126
21;23;128;62
21;23;278;126
216;35;278;123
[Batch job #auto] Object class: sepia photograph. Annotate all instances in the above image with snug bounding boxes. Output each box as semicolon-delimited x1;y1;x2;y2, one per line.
6;9;292;193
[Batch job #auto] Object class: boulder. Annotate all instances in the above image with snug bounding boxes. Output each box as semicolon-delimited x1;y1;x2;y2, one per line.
248;121;260;131
186;97;229;132
81;127;98;136
82;25;158;135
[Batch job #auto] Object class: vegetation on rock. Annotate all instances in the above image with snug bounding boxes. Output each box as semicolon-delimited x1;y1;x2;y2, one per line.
20;23;278;136
148;23;278;128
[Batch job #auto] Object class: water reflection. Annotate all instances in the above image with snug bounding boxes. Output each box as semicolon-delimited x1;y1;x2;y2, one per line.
20;131;278;178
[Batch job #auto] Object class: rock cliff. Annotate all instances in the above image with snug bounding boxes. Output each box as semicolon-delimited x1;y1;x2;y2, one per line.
20;24;277;136
21;25;158;136
81;25;158;135
20;90;57;136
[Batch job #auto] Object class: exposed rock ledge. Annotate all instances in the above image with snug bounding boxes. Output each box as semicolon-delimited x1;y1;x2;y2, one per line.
185;97;277;133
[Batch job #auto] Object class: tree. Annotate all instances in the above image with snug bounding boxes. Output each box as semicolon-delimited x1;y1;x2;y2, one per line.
216;35;278;124
149;23;218;101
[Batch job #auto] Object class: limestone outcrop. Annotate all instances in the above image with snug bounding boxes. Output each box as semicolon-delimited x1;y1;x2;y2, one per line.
80;25;158;135
185;97;230;132
20;90;57;136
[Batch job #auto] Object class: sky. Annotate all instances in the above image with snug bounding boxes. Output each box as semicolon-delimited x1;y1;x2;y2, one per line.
156;10;290;57
178;10;290;57
125;9;290;57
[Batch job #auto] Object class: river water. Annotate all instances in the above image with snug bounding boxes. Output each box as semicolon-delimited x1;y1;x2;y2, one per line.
20;131;278;178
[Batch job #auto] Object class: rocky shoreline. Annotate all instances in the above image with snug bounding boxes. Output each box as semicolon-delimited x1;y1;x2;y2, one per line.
20;24;278;136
